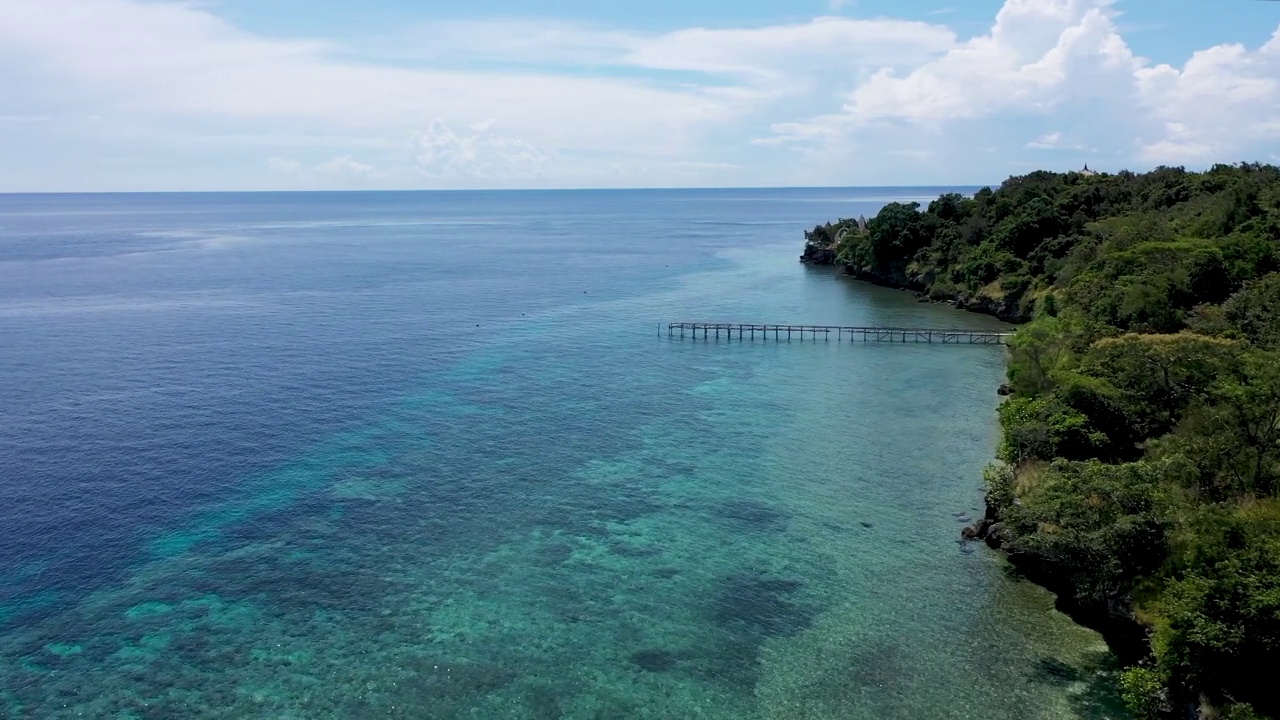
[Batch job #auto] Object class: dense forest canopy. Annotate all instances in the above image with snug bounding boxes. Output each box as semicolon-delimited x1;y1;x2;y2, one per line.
805;163;1280;325
806;164;1280;720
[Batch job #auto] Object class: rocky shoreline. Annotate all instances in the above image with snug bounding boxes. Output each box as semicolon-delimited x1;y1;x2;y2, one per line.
800;243;1031;323
962;510;1152;666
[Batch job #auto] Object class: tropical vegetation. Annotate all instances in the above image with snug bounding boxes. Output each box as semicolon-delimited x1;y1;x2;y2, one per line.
804;164;1280;719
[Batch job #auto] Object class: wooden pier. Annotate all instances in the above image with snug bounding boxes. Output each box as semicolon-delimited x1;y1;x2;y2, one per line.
666;323;1012;345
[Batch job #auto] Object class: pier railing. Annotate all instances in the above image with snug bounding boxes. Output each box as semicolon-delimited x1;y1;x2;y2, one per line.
666;323;1012;345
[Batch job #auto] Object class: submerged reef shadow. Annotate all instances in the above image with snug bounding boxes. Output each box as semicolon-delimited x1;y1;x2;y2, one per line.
714;499;790;533
684;573;817;690
631;648;679;672
1030;651;1130;720
711;574;812;638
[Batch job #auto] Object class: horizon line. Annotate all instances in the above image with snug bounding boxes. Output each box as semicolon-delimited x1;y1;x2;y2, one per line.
0;183;1000;197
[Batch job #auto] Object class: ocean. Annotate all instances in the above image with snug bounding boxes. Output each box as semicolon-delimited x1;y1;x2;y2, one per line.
0;189;1127;719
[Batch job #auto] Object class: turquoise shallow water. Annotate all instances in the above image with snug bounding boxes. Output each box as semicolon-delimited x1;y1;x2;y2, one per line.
0;190;1127;719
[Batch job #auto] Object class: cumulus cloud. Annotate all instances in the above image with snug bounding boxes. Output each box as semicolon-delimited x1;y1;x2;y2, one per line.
831;0;1141;124
413;120;556;179
765;0;1280;180
1135;29;1280;162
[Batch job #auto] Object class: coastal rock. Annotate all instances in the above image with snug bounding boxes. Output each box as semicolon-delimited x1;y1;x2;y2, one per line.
961;518;993;541
983;488;1153;664
829;265;1032;324
843;266;921;293
953;292;1031;324
984;522;1007;549
1003;545;1153;665
800;240;838;264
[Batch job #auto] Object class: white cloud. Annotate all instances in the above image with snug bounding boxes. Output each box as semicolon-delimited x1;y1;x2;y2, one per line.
315;155;381;179
413;120;556;179
0;0;754;159
837;0;1141;124
0;0;1277;190
624;17;954;80
765;0;1280;180
0;0;969;189
1140;138;1215;165
1026;131;1065;149
265;157;304;174
1135;29;1280;163
378;14;962;111
388;16;955;85
1025;130;1094;151
266;155;384;185
751;120;844;146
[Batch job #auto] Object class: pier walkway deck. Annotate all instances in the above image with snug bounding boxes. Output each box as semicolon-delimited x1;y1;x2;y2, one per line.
666;323;1012;345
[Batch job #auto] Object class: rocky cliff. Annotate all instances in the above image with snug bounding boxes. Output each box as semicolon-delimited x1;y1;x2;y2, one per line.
800;242;1032;324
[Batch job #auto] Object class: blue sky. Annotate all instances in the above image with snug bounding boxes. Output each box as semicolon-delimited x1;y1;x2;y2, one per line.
1;0;1278;191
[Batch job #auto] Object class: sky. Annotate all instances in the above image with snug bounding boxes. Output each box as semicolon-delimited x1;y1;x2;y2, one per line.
1;0;1279;191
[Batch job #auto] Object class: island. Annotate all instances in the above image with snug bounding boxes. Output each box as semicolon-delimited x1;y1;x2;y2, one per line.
804;164;1280;720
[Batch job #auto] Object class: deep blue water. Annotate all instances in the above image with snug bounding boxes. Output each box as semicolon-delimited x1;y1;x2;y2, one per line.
0;189;1126;719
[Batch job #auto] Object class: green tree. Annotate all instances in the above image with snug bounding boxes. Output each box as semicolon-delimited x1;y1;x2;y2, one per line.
1223;273;1280;348
865;201;926;272
998;396;1109;463
801;163;1280;714
1003;460;1174;604
1153;502;1280;715
1203;351;1280;497
1084;333;1240;439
